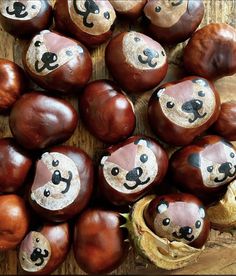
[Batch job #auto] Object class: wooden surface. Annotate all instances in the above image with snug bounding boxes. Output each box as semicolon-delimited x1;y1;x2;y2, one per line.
0;0;236;274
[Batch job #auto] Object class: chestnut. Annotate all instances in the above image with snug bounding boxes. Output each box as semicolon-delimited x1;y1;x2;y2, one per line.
0;0;52;38
79;80;136;143
19;222;70;274
29;145;94;222
170;135;236;202
184;23;236;80
109;0;146;19
0;137;32;193
0;194;29;250
23;30;92;94
144;193;210;248
9;92;78;150
148;76;221;146
143;0;204;44
73;209;128;274
212;101;236;141
0;58;26;112
54;0;116;47
99;135;168;205
105;31;168;94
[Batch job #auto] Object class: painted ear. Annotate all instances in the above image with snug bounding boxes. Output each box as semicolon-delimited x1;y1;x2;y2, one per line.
156;87;166;98
192;78;208;87
199;207;205;219
188;153;201;168
156;200;169;214
221;139;234;149
100;154;110;166
134;138;149;147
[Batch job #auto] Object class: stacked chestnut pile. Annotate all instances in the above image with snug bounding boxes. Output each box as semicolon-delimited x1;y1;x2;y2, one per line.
0;0;236;274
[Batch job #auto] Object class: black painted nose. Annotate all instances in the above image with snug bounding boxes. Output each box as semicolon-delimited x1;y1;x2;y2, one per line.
143;48;158;58
179;226;193;236
182;99;203;113
41;52;58;64
218;162;233;173
30;248;42;261
13;2;26;10
126;167;143;181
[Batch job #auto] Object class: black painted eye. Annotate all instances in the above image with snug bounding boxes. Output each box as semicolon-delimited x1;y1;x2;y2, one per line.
134;37;141;42
230;152;235;158
166;101;175;108
34;41;41;47
111;167;119;176
22;257;25;260
104;11;110;19
161;51;165;56
162;218;170;226
44;189;50;197
207;166;213;172
195;220;201;229
52;160;59;167
198;91;205;97
32;5;36;9
155;6;161;12
66;50;73;56
36;238;40;242
140;154;148;163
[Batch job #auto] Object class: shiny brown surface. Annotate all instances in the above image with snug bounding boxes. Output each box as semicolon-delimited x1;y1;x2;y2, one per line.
79;80;136;143
73;209;128;274
9;92;78;150
0;59;26;112
184;23;236;80
0;194;29;251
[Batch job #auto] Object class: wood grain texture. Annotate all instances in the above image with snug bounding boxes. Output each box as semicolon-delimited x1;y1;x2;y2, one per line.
0;0;235;274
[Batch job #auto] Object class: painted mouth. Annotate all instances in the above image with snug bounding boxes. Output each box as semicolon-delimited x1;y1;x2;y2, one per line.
214;165;236;183
30;248;49;267
138;48;158;68
51;170;73;194
6;2;28;18
172;231;194;242
123;177;150;190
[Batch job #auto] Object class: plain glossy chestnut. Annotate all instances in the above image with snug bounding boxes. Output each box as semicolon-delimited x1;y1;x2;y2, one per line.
54;0;116;47
79;80;136;143
143;0;204;44
29;145;94;222
73;209;128;274
23;30;92;94
109;0;146;19
170;135;236;202
144;193;210;248
184;23;236;79
0;0;52;38
148;76;221;146
0;194;29;250
0;138;32;193
19;222;70;274
0;58;26;112
99;135;168;206
105;31;168;94
9;92;78;150
212;101;236;141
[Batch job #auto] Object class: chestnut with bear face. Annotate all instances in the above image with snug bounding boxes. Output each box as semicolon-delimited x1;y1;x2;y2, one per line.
23;30;92;94
148;77;221;145
170;135;236;202
99;136;168;205
29;146;93;222
143;0;204;44
105;31;168;94
144;193;210;248
0;0;52;38
54;0;116;47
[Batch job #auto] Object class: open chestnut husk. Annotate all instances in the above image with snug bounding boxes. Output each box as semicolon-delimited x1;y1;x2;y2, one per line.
19;222;70;274
105;31;168;94
99;135;168;206
170;135;236;203
143;0;204;44
0;0;52;38
79;79;136;144
54;0;116;48
73;209;128;274
148;76;221;146
29;145;94;222
184;23;236;80
124;195;208;270
23;30;92;94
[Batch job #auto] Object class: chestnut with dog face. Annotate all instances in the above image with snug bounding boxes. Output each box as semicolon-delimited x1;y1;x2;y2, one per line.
148;77;221;145
0;0;52;38
144;193;210;248
23;30;92;94
99;136;168;205
54;0;116;47
170;135;236;202
143;0;204;44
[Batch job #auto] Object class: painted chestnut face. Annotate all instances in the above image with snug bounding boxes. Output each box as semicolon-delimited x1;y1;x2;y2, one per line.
99;136;168;205
144;194;210;248
148;77;220;145
105;31;168;93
